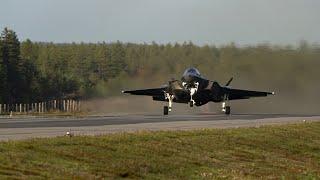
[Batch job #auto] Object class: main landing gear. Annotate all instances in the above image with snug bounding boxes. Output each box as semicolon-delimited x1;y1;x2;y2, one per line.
222;95;231;115
163;106;169;115
222;102;231;115
164;93;174;115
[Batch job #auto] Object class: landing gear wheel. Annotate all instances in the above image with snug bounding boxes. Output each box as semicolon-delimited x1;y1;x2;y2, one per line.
189;101;194;107
163;106;169;115
225;106;231;115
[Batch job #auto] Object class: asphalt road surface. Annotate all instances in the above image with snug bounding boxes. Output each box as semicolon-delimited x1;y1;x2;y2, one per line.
1;114;320;141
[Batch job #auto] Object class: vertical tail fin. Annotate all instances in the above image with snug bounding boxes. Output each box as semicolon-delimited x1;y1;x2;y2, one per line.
225;77;233;86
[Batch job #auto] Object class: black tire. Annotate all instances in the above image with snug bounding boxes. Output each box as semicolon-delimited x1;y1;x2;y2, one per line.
163;106;169;115
225;106;231;115
189;101;194;107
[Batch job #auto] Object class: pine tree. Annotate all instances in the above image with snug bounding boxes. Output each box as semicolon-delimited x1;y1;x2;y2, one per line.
1;27;24;104
20;39;41;102
108;41;126;78
0;38;9;103
95;42;109;81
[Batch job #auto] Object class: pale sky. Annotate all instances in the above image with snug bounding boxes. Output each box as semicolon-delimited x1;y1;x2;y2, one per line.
0;0;319;45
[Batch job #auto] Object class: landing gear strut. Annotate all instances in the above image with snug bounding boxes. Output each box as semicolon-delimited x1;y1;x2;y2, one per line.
222;95;231;115
164;93;174;115
189;82;199;108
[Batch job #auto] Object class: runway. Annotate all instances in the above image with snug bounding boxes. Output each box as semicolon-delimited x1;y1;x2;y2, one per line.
1;114;320;141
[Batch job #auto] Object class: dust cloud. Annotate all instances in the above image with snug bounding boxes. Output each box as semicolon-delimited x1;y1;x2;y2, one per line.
82;96;215;115
82;79;320;116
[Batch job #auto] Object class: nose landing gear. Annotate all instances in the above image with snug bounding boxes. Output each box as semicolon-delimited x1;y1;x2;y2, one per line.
188;82;199;108
189;100;194;107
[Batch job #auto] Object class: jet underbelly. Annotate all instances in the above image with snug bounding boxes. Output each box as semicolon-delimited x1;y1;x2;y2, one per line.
193;90;212;106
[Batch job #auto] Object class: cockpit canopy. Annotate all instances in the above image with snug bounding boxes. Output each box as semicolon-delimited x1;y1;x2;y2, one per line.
183;67;201;77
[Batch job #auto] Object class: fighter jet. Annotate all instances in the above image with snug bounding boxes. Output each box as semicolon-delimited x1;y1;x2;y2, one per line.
122;67;274;115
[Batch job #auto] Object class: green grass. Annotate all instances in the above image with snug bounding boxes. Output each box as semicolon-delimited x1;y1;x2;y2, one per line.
0;122;320;179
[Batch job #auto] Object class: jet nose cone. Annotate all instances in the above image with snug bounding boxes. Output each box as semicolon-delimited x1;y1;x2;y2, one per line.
182;75;191;82
182;74;192;82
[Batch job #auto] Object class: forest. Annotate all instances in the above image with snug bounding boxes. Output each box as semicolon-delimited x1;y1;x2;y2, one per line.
0;27;319;106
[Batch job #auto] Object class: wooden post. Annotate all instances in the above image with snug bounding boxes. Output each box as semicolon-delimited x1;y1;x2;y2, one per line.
72;100;75;112
70;100;73;112
67;99;69;112
67;100;70;112
63;100;65;112
0;104;2;114
69;100;71;112
19;104;22;113
71;100;73;112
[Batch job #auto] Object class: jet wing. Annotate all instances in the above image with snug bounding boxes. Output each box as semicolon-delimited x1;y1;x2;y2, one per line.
223;87;274;100
122;87;166;96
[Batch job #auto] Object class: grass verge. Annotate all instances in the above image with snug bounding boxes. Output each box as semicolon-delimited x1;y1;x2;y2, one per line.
0;122;319;179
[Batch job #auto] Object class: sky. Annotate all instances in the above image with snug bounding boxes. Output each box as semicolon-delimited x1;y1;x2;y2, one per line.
0;0;319;45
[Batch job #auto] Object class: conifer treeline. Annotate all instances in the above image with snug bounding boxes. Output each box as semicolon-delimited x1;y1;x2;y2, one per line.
0;28;319;103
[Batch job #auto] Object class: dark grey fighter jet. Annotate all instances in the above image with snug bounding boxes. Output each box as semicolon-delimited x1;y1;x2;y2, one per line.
122;68;274;115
